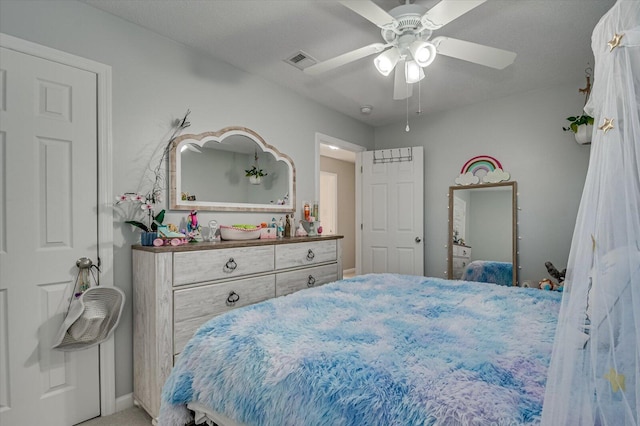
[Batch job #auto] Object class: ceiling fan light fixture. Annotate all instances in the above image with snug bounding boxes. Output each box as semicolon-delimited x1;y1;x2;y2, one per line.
374;48;400;76
405;60;425;84
409;40;437;67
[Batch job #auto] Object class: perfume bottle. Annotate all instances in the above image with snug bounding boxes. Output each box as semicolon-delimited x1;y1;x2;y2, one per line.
304;202;310;221
208;220;219;242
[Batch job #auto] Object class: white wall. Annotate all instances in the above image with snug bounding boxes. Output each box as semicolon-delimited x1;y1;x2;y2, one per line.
374;83;591;285
0;0;374;399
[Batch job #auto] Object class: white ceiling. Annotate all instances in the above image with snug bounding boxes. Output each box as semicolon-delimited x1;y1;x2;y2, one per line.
320;143;357;163
81;0;613;127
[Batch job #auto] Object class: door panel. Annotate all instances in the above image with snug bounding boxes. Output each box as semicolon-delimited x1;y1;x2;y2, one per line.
0;46;99;425
360;147;424;275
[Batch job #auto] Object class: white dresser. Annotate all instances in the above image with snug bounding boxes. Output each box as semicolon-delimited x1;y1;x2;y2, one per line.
132;235;343;421
451;244;472;279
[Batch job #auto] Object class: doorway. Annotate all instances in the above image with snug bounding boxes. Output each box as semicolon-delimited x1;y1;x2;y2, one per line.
315;133;365;278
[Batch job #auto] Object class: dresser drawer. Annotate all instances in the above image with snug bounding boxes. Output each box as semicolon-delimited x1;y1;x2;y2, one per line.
173;245;275;286
276;263;339;297
453;257;469;271
173;275;276;354
275;240;337;270
453;245;471;258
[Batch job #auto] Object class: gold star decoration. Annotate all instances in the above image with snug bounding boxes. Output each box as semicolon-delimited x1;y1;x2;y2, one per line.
599;118;614;134
608;33;624;51
604;368;626;392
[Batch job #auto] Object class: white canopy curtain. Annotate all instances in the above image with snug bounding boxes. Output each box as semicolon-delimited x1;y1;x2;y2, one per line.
542;1;640;425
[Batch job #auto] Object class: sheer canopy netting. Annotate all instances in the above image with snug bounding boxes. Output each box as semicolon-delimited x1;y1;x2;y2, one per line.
542;1;640;425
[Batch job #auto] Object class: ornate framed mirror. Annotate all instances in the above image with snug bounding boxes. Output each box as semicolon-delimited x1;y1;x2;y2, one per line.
170;126;296;212
447;181;518;285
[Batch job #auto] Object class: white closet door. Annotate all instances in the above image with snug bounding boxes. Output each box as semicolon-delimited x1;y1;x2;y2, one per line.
0;46;100;425
359;147;424;275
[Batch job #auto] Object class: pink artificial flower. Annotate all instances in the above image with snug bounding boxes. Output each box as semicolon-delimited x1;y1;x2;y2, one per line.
130;194;146;203
115;194;128;202
141;203;153;211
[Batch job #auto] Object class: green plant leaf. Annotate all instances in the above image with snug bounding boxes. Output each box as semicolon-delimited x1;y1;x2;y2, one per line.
154;209;165;224
567;116;577;121
570;123;578;133
151;209;165;231
125;220;150;232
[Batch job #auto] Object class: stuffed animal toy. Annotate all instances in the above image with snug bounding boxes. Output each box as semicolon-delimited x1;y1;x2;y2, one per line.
538;278;554;291
544;261;566;291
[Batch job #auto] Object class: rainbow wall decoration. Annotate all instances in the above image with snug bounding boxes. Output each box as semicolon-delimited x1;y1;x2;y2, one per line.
460;155;503;175
456;155;510;185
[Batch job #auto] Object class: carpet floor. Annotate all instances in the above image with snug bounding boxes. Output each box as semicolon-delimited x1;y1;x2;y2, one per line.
78;406;152;426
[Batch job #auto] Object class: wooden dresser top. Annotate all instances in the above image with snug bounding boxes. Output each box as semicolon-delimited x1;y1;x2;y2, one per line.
132;234;344;253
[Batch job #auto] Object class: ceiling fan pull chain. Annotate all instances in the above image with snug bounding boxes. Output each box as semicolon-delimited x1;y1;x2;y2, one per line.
405;81;410;132
417;78;422;115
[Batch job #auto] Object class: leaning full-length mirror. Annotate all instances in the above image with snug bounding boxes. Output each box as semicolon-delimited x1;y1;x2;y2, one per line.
448;181;517;286
170;127;296;212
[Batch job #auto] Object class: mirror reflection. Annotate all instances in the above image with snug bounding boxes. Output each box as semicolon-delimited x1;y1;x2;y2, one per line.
448;181;517;286
170;127;296;212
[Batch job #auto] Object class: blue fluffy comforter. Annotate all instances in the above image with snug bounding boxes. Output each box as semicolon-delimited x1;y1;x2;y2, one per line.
159;274;561;426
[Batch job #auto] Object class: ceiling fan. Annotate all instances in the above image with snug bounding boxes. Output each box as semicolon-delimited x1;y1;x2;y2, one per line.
304;0;517;100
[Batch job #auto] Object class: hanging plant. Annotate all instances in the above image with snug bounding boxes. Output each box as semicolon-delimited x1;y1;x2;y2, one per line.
244;165;267;178
245;150;267;184
562;66;594;144
563;114;594;133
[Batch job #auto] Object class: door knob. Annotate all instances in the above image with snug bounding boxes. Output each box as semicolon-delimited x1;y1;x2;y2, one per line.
415;237;422;243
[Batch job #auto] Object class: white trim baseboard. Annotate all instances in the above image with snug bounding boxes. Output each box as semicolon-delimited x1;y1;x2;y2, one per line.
343;268;356;277
115;393;135;413
0;32;115;416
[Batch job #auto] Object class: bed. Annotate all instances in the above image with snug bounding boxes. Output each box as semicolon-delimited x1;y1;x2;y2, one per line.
461;260;514;287
158;273;561;426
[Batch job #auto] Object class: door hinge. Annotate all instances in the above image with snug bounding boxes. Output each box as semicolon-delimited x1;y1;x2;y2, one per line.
361;223;363;230
360;166;363;173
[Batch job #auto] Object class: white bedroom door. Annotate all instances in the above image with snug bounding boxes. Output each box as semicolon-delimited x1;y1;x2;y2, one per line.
0;46;100;425
319;171;338;235
359;147;424;275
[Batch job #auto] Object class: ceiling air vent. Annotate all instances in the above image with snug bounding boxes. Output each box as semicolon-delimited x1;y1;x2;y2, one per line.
284;50;317;71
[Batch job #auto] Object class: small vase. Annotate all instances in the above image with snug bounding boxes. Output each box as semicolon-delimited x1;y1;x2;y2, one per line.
249;175;261;185
141;232;157;246
574;124;593;145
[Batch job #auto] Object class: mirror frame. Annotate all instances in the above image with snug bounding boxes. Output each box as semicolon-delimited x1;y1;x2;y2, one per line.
447;181;518;286
170;126;296;212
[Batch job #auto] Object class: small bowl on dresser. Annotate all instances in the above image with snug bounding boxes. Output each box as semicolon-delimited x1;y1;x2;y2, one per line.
219;226;262;241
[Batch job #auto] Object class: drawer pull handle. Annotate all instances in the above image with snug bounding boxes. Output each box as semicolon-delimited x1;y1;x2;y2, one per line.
307;275;316;287
306;249;315;261
226;291;240;306
224;257;237;272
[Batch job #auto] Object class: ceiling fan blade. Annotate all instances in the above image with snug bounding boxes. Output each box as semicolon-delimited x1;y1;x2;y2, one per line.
433;36;516;69
339;0;397;28
304;43;387;75
422;0;486;29
393;60;413;100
